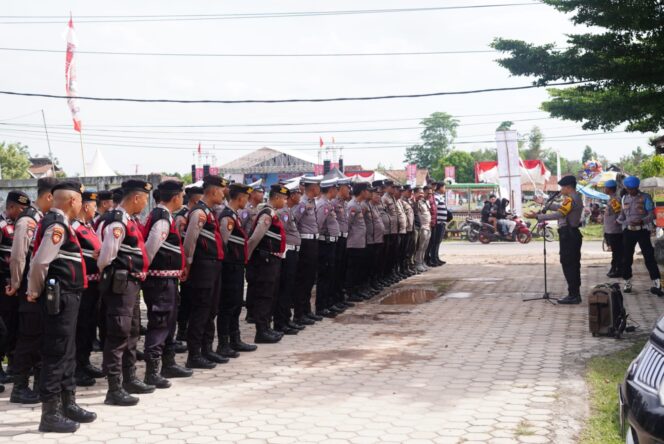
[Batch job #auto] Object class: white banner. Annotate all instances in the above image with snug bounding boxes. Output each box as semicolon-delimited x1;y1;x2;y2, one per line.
495;130;522;215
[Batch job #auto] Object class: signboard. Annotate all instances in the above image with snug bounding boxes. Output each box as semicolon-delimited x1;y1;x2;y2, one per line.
656;207;664;228
209;166;219;176
406;163;417;186
444;166;456;181
495;130;522;215
314;164;324;175
194;167;204;181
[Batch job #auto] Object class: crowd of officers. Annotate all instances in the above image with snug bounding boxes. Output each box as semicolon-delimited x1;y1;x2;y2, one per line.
0;175;450;433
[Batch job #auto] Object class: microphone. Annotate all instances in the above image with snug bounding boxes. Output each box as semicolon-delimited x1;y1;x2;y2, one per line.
541;191;560;213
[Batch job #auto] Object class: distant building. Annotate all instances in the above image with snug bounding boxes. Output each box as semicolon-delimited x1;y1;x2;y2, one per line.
28;157;61;179
220;147;316;186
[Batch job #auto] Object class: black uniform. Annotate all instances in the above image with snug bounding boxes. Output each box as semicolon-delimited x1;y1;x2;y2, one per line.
0;214;18;372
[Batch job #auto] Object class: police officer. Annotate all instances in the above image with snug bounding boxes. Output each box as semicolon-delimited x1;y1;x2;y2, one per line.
381;180;400;282
216;183;257;357
346;183;370;302
174;185;203;346
332;178;352;308
241;184;265;323
182;175;226;369
274;181;306;331
293;177;323;325
98;179;155;406
8;177;58;404
316;178;342;318
92;190;113;228
527;175;584;304
142;180;193;389
394;185;408;278
617;176;663;296
71;191;104;387
603;179;623;278
427;182;448;267
365;185;385;292
27;180;97;432
0;191;31;385
414;187;432;273
373;181;392;286
401;185;416;276
246;184;288;343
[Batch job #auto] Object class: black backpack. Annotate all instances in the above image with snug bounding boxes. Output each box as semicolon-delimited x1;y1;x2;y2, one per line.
588;283;628;338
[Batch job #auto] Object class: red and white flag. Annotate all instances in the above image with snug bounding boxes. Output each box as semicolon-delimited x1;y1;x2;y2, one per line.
197;142;202;154
319;136;324;148
65;14;81;132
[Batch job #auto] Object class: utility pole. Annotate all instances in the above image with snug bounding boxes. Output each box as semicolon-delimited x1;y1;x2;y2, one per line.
41;109;55;176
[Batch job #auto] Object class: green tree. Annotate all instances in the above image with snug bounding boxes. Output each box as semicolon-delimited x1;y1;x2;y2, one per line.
618;146;650;176
405;112;459;169
496;121;514;131
641;155;664;179
581;146;597;163
181;172;193;185
435;150;475;182
492;1;664;133
523;126;545;160
469;147;496;162
0;142;31;179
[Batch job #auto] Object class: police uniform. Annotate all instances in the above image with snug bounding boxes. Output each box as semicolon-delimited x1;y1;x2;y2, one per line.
217;183;257;357
346;183;369;302
293;177;321;324
332;179;351;307
366;188;386;290
603;182;624;278
617;176;662;295
246;185;287;343
98;180;154;406
537;176;584;304
401;187;416;274
182;176;226;369
381;182;399;280
415;191;432;271
72;192;104;386
142;180;191;389
240;186;265;321
315;179;341;317
374;181;392;284
0;191;30;385
27;181;97;432
394;187;408;276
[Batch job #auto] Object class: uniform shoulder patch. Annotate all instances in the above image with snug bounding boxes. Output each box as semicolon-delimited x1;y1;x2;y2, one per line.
197;212;206;227
299;206;305;214
227;220;234;232
52;225;65;244
112;226;123;239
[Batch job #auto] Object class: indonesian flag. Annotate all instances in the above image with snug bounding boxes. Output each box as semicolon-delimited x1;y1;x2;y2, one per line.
65;15;81;132
197;142;201;154
319;136;324;148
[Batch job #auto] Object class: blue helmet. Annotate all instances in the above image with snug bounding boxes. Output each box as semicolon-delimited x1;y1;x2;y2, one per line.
623;176;640;189
604;179;617;188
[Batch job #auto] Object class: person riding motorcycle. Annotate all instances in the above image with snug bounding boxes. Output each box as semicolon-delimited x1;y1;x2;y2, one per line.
480;195;499;229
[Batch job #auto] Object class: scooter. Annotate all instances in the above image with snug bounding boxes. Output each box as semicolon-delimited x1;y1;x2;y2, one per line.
478;215;532;244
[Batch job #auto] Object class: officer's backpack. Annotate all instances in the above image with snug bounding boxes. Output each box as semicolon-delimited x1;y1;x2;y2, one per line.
588;283;627;338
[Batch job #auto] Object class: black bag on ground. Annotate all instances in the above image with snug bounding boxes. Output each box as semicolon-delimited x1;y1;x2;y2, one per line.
588;283;627;338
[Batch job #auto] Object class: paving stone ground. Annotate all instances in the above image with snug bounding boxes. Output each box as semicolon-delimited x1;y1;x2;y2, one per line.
1;240;663;444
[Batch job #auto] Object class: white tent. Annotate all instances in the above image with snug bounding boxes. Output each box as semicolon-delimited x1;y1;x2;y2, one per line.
85;148;116;177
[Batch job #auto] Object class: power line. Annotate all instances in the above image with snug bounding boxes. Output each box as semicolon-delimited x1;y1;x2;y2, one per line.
0;3;542;24
0;82;581;104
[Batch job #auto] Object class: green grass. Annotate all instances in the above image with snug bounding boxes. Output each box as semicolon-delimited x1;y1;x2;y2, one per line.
579;339;647;444
580;223;605;241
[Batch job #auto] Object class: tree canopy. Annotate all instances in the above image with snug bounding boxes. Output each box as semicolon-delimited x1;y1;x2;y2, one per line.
404;112;459;169
0;142;31;180
435;150;475;182
492;0;664;133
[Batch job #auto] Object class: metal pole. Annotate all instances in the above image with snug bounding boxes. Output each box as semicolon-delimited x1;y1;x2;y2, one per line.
79;130;87;176
41;109;55;176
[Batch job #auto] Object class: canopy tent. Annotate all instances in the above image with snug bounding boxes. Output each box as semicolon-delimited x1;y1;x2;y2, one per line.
344;170;388;183
640;177;664;189
577;184;609;201
85;148;116;177
323;167;346;180
475;160;551;185
588;171;618;187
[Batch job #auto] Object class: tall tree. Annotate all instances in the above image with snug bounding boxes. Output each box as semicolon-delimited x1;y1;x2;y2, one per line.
435;150;475;182
405;112;459;169
641;155;664;179
496;121;514;131
469;147;497;162
581;146;597;163
523;126;545;160
492;1;664;133
0;142;31;179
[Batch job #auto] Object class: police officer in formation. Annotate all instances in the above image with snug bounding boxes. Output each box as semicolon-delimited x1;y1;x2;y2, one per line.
0;173;443;434
602;179;623;278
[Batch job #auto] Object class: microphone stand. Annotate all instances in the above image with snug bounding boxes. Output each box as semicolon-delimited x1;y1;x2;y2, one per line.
524;192;560;304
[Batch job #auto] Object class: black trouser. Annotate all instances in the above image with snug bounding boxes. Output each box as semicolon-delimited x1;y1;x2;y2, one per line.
0;314;7;368
407;230;417;265
293;239;318;319
203;264;224;349
275;249;299;327
218;263;245;337
381;235;393;277
316;240;337;312
143;277;178;361
604;232;624;274
558;226;583;298
345;247;367;294
398;233;408;267
40;290;80;401
333;237;348;303
367;243;383;282
0;282;19;365
13;299;42;376
385;233;399;274
102;280;141;377
187;261;222;354
427;224;445;263
98;293;107;348
246;252;281;330
76;281;100;366
622;229;661;281
177;282;192;338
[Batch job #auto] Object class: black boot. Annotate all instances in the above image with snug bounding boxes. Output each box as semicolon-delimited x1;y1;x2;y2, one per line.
75;367;96;387
9;373;39;404
62;390;97;423
136;350;145;361
202;343;229;364
0;361;12;384
122;367;155;394
557;294;582;305
161;351;193;378
33;367;40;394
144;358;171;389
39;396;79;433
80;362;104;378
217;336;240;358
185;351;217;369
230;331;257;352
175;321;188;342
254;325;282;344
105;375;139;406
173;341;188;354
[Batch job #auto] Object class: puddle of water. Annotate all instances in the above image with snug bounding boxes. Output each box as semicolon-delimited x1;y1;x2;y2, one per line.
461;277;503;282
443;292;473;299
380;289;440;305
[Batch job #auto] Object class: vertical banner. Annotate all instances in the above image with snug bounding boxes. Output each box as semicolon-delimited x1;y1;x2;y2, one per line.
65;16;81;132
195;167;204;181
313;164;324;176
495;130;522;216
406;163;417;186
209;166;219;176
444;166;456;182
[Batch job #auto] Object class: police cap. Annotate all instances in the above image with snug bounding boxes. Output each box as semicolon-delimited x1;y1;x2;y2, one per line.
157;180;184;192
557;175;577;188
202;175;228;189
7;190;30;206
372;180;384;188
383;180;394;187
229;183;252;195
402;184;412;191
96;190;113;202
82;191;98;202
270;184;289;197
352;182;369;194
52;180;84;195
122;179;152;194
301;176;322;186
337;178;351;187
320;178;338;190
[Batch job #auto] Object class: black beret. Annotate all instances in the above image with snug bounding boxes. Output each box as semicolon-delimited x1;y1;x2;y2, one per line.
229;183;252;194
383;180;394;186
7;190;30;206
185;186;204;196
97;190;113;201
37;177;59;193
270;184;289;196
82;191;98;202
372;180;384;188
111;187;123;198
121;179;152;194
157;180;184;192
202;175;228;189
558;175;577;187
352;182;369;194
413;187;422;192
52;180;84;195
403;184;412;191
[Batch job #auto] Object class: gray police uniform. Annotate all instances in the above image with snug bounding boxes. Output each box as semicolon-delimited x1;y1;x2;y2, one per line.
345;198;367;299
275;205;300;328
617;191;661;282
332;197;349;305
315;195;339;314
292;195;318;321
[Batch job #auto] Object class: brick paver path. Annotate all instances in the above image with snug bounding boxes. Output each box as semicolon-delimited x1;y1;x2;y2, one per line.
1;240;662;443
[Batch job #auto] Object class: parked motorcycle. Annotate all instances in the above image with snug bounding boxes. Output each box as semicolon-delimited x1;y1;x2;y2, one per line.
527;220;555;242
477;215;532;244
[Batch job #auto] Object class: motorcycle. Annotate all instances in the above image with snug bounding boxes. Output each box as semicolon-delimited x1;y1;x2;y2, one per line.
527;220;555;242
464;218;482;243
477;215;532;244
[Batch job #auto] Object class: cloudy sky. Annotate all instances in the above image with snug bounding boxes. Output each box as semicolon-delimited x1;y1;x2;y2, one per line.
0;0;655;176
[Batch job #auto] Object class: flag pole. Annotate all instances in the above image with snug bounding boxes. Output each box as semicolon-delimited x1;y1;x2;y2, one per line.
40;109;55;176
79;130;87;176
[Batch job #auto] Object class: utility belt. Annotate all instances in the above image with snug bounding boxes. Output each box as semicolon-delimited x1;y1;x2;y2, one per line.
557;225;580;232
87;273;100;282
100;267;145;296
284;244;300;253
147;269;182;278
339;232;348;238
626;224;646;231
254;249;282;260
300;233;318;240
319;235;338;243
